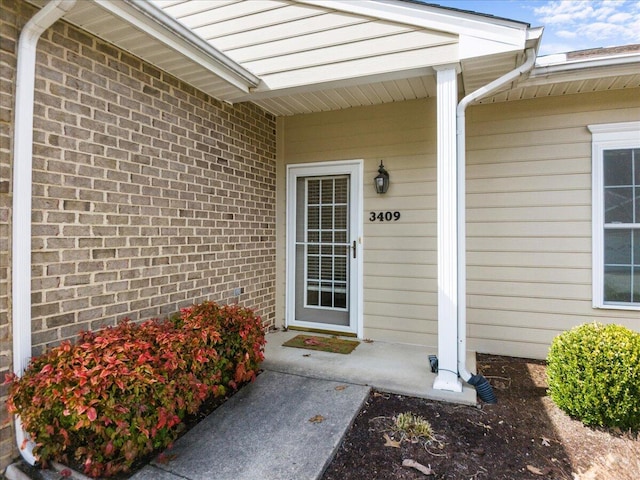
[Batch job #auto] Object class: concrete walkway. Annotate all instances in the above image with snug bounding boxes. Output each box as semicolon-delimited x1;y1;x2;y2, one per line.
129;370;370;480
128;331;476;480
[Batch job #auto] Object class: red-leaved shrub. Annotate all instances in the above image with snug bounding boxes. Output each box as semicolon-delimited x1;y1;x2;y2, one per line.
5;302;265;477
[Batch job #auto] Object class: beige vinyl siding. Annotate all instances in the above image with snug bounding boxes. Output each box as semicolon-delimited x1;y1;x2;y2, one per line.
276;99;438;345
465;88;640;359
277;88;640;359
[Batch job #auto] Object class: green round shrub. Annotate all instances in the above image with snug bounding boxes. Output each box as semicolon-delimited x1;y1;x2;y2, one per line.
547;322;640;430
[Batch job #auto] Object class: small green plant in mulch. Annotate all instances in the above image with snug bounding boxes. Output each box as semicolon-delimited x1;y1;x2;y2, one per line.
393;412;435;443
282;334;359;354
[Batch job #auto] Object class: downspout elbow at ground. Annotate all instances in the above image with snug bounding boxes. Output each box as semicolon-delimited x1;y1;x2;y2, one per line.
455;49;536;395
12;0;76;466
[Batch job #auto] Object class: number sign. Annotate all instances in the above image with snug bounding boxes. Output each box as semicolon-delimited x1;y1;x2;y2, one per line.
369;211;401;222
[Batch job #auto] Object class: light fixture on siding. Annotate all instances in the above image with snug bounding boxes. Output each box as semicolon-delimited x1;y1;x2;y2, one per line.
374;160;390;194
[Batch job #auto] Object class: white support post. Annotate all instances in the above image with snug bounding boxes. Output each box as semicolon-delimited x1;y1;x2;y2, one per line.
433;65;462;392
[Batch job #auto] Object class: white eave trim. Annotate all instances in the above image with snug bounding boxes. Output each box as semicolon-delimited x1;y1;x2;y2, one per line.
96;0;260;92
524;52;640;86
298;0;531;49
228;65;436;103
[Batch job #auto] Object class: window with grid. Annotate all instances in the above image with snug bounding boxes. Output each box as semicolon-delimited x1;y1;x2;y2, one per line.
590;122;640;308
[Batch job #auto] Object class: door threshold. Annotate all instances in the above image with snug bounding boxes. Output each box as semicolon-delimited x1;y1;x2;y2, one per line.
287;326;357;338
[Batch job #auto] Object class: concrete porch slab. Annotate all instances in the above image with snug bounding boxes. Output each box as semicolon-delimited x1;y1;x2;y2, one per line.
263;330;477;405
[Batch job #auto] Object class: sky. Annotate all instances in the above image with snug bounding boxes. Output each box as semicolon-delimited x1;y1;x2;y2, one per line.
429;0;640;55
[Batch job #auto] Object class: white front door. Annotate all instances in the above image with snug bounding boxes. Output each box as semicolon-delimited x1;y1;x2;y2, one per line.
286;161;363;336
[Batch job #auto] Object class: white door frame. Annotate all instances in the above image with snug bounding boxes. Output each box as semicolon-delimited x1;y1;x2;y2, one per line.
286;160;363;336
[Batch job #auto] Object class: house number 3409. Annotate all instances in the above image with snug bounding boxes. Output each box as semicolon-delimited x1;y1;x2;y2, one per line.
369;211;401;222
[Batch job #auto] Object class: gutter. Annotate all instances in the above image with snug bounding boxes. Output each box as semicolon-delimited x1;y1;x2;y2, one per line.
12;0;77;465
523;52;640;87
533;51;640;74
455;48;537;400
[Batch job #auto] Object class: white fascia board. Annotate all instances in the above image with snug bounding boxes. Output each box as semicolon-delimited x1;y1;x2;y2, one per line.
227;65;434;103
458;35;520;59
524;53;640;86
459;25;541;59
297;0;530;51
95;0;260;92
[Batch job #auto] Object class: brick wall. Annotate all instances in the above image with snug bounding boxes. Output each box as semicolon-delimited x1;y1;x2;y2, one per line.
0;0;277;470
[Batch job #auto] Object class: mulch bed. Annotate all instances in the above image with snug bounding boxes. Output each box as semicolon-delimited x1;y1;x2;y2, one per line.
13;355;638;480
322;354;639;480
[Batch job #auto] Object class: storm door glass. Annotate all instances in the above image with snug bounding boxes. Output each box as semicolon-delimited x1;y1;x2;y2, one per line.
294;176;350;325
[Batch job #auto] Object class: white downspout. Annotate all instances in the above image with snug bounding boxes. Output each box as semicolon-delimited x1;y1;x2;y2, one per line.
456;48;536;383
12;0;76;465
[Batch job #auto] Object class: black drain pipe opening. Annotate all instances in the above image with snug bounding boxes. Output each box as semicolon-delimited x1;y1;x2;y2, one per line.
429;355;497;404
466;374;497;404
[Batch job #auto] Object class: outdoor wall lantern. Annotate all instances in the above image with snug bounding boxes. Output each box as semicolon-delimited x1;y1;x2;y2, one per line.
374;160;390;194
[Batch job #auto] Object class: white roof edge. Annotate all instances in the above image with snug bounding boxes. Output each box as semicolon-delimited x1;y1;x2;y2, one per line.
509;50;640;88
532;52;640;75
96;0;261;92
296;0;532;48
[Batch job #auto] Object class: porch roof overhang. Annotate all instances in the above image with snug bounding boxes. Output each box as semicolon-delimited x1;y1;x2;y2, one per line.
29;0;544;116
479;45;640;103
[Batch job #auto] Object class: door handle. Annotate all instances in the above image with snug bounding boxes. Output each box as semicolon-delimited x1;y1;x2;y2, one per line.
352;240;357;259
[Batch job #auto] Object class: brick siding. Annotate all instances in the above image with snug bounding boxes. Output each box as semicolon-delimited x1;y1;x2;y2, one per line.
0;0;277;470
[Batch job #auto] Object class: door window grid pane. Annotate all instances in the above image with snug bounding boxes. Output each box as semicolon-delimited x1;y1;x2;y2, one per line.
603;148;640;303
304;177;349;310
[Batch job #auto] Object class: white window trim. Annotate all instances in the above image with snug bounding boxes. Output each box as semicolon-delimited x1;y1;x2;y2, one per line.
589;121;640;309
